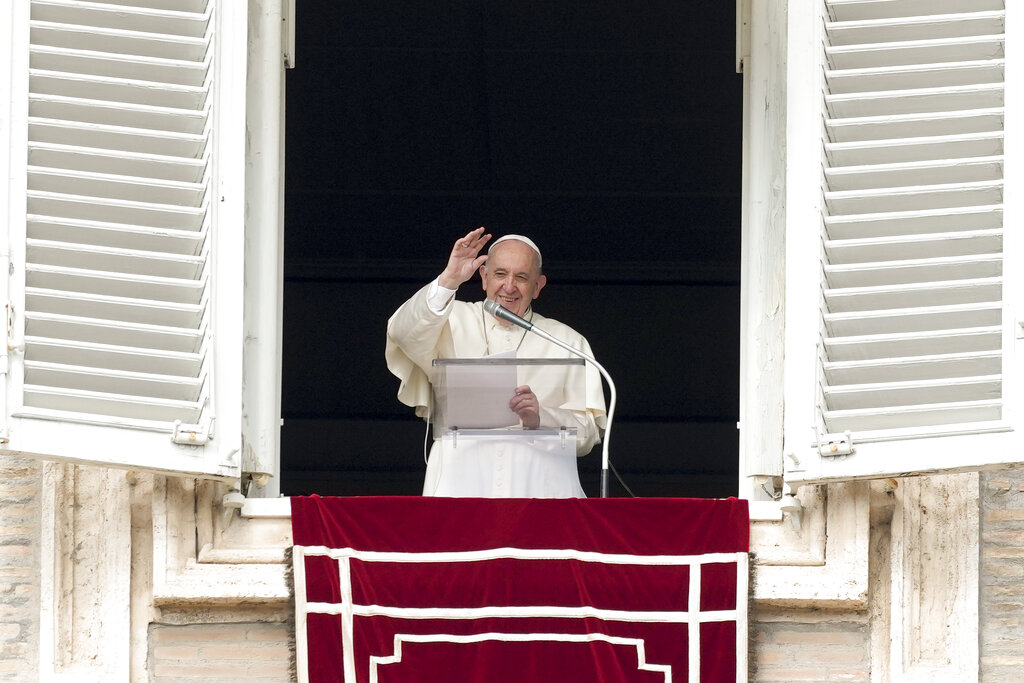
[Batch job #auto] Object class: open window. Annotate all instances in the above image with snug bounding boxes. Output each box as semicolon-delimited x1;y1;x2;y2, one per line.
0;1;253;478
781;0;1022;485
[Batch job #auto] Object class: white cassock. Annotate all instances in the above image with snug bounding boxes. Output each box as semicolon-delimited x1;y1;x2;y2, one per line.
386;280;607;498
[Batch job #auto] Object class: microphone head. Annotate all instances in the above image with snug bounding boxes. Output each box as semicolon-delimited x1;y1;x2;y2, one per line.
483;298;532;330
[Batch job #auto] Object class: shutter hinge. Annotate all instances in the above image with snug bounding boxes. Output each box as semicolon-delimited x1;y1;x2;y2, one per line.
817;430;854;457
2;303;19;375
172;418;213;446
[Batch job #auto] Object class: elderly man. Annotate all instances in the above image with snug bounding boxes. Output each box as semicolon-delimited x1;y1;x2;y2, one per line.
386;227;606;497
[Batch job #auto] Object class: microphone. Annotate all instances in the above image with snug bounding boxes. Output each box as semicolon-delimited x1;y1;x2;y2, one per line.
483;299;534;330
483;297;618;498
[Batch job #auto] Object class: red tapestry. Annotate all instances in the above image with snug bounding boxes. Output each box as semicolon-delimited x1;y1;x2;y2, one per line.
291;496;749;682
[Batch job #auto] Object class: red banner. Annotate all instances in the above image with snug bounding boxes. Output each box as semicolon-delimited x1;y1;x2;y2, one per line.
291;496;749;682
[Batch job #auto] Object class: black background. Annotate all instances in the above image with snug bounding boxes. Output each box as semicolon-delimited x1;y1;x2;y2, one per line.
280;1;743;498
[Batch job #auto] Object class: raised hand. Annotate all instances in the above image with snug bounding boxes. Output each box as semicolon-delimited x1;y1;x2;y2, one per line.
438;227;492;290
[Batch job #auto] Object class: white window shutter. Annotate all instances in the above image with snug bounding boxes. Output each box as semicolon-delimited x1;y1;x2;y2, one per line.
784;0;1024;484
0;0;245;478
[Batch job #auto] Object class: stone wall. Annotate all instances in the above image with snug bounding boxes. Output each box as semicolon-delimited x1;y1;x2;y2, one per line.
981;469;1024;681
750;608;870;681
0;458;39;682
149;620;292;682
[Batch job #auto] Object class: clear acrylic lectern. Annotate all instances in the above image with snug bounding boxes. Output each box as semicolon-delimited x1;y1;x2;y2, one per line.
429;357;588;497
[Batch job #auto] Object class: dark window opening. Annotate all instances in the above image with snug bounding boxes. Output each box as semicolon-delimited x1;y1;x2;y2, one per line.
282;1;742;498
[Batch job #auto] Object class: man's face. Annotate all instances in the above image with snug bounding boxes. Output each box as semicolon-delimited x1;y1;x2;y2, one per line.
480;240;547;319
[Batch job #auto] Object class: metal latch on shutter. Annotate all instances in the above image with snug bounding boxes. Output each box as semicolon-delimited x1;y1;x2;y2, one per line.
172;418;213;446
817;430;854;457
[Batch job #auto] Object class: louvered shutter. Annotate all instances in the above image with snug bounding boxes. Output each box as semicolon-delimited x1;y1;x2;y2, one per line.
784;0;1024;484
0;0;245;477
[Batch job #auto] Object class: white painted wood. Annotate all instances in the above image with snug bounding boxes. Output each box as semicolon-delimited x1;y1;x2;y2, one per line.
999;0;1024;454
828;0;1003;22
828;35;1004;69
782;0;830;486
782;0;1024;484
242;0;286;490
824;230;1002;264
827;132;1004;167
827;108;1004;143
824;349;1000;383
823;327;1000;359
737;0;789;490
826;11;1005;47
0;0;247;478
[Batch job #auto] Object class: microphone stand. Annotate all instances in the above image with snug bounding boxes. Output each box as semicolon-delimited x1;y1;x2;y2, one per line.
484;300;617;497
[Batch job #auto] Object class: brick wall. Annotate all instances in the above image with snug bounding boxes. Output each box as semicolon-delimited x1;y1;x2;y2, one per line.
749;608;870;682
149;621;293;682
980;470;1024;681
0;457;40;683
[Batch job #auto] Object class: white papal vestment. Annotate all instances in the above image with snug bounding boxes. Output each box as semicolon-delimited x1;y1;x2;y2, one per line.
386;281;606;497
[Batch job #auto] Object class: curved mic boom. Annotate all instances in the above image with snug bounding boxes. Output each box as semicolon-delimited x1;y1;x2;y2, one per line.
483;298;618;498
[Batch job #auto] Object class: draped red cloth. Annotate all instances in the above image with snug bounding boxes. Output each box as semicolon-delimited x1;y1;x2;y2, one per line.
291;496;749;683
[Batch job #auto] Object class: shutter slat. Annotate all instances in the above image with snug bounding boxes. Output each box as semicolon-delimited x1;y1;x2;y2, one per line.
31;0;211;37
26;216;204;255
28;143;205;183
825;180;1002;214
28;238;205;279
29;95;208;134
823;302;1000;335
25;361;203;402
28;167;206;206
827;0;1004;22
826;132;1003;167
826;11;1004;47
824;350;1001;384
25;313;204;353
826;108;1003;143
824;204;1001;239
30;22;209;62
27;191;206;230
824;375;1001;410
22;386;203;423
825;59;1003;94
29;120;206;158
824;253;1000;288
26;264;205;305
822;401;1001;432
30;70;208;110
31;45;208;87
824;277;1000;312
826;83;1003;118
26;337;202;376
823;326;1001;361
824;229;1001;264
29;118;206;157
26;289;204;328
827;35;1003;69
824;156;1002;191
